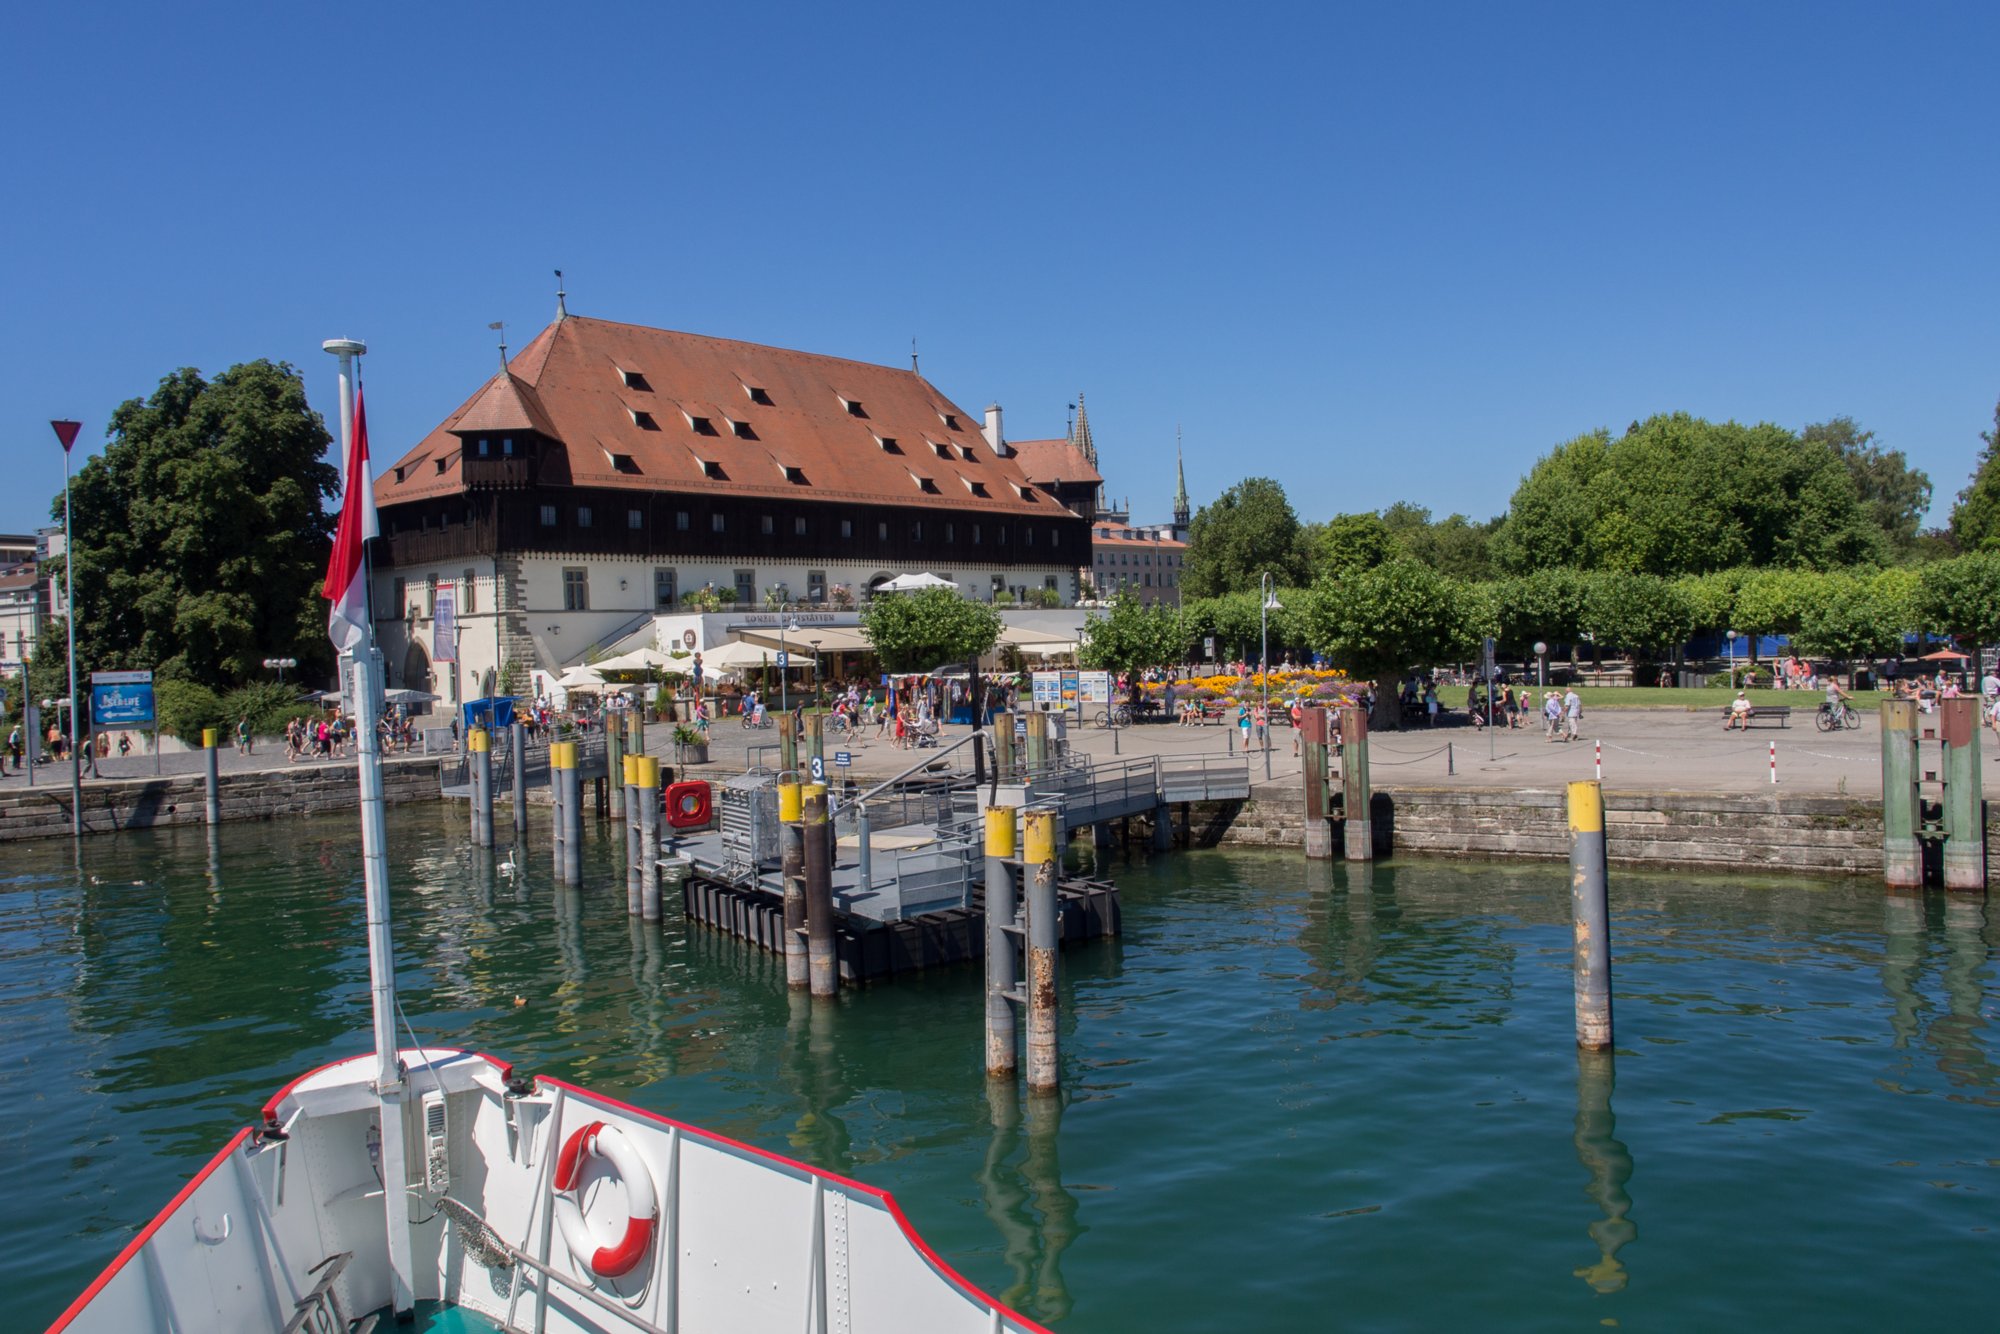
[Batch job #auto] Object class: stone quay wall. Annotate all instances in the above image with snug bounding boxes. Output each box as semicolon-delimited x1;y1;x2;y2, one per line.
0;757;441;842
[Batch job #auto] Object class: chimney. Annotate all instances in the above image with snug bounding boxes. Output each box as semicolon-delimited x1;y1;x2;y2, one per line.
984;403;1007;455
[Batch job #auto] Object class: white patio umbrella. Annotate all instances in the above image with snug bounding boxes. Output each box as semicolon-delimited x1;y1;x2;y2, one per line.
592;647;675;673
556;664;606;690
696;640;778;671
877;572;956;592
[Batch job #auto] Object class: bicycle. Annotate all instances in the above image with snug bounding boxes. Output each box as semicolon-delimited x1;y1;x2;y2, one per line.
1093;703;1132;729
1814;702;1862;732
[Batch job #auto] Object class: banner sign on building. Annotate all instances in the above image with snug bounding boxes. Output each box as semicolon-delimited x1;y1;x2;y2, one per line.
433;590;457;663
90;670;155;726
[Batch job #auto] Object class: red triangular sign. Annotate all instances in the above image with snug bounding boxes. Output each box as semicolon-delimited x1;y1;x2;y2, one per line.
51;420;81;452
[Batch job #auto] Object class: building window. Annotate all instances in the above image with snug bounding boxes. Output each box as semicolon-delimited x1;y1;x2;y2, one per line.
734;569;755;604
462;569;477;614
476;438;490;457
1051;528;1061;548
945;522;955;543
761;515;775;536
878;521;889;542
425;575;438;617
576;506;593;528
621;369;651;390
562;568;588;611
628;509;643;530
540;504;557;526
676;510;690;531
654;567;677;610
911;520;924;542
841;519;853;539
746;384;774;406
972;524;982;545
390;577;406;619
711;513;726;533
501;437;514;455
630;410;658;430
1024;527;1035;547
1045;576;1058;592
794;516;807;536
997;525;1008;545
808;570;826;603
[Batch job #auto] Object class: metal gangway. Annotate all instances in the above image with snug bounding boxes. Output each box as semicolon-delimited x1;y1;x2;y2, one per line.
439;729;606;797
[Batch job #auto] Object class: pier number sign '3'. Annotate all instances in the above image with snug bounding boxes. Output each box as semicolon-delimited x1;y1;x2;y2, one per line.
810;755;824;782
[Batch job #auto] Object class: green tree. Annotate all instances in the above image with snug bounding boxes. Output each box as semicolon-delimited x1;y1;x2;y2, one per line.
1080;595;1189;677
1915;552;2000;648
1802;417;1931;558
860;588;1003;673
1488;568;1592;657
63;362;338;690
1490;430;1612;574
1382;503;1498;580
1301;512;1396;581
1582;573;1695;662
1949;398;2000;552
1181;477;1304;598
1294;560;1478;730
1792;573;1903;663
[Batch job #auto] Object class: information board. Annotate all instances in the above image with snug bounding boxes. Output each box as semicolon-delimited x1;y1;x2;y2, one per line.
1032;671;1062;705
90;671;155;726
1079;671;1112;704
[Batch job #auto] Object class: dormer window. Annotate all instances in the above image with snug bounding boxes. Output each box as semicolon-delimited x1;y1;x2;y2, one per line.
1014;483;1037;502
620;369;651;391
913;474;941;495
875;435;902;454
957;444;978;462
683;412;718;436
939;411;961;430
965;479;990;498
744;384;774;406
631;409;659;430
700;459;727;480
606;451;640;475
839;395;867;418
930;440;952;459
781;465;809;485
434;457;448;474
728;418;757;440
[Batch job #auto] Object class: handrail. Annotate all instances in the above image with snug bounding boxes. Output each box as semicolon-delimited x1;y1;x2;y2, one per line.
843;730;985;809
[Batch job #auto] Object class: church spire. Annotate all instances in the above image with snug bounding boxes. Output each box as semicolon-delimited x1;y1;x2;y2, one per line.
1173;425;1190;528
1069;391;1096;469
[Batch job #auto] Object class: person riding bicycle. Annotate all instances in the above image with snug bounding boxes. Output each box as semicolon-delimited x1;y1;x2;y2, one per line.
1819;677;1853;728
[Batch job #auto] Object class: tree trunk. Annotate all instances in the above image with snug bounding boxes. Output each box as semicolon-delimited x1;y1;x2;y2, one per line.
1369;680;1402;732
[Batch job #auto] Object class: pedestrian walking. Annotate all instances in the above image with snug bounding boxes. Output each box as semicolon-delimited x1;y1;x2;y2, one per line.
1543;690;1562;740
1563;687;1582;742
236;715;251;755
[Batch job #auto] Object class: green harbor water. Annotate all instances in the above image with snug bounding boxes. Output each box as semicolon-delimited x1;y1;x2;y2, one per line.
2;805;1994;1330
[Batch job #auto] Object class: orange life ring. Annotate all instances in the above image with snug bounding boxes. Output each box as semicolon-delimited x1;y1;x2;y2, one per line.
664;780;711;829
552;1121;657;1279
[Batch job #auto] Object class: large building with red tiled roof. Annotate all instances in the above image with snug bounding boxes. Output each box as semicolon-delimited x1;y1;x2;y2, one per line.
370;314;1088;698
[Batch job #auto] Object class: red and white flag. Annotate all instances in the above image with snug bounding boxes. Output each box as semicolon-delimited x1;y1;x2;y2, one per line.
323;384;379;653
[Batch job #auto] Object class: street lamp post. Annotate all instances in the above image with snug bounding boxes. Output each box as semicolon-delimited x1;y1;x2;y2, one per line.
1726;630;1738;689
810;639;822;707
778;614;799;715
1074;624;1087;730
1534;641;1547;689
51;420;83;836
1260;573;1282;781
264;656;297;686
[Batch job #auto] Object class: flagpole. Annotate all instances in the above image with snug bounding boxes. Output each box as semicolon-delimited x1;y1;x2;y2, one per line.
324;336;414;1320
49;421;84;835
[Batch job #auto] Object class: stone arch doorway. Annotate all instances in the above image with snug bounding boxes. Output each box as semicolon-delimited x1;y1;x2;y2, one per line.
401;642;433;694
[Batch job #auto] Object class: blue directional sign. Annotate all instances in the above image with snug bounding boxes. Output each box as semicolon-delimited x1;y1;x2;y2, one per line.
809;754;825;781
91;671;155;726
835;750;852;767
776;651;789;669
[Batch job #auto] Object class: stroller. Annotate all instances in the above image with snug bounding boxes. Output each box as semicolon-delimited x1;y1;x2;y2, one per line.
908;715;941;748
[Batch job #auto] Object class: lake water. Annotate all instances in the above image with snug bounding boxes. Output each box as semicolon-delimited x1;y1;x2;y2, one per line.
2;806;1993;1330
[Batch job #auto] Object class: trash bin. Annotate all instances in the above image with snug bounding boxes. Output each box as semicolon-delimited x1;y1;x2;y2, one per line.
1852;668;1874;692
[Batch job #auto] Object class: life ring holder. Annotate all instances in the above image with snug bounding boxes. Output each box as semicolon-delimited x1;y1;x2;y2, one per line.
552;1121;658;1283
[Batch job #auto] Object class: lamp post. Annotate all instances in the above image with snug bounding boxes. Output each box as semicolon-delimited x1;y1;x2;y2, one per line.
810;638;822;707
1726;630;1738;689
1075;624;1087;729
778;614;799;714
1534;641;1547;689
264;656;297;685
50;420;83;835
1260;573;1282;781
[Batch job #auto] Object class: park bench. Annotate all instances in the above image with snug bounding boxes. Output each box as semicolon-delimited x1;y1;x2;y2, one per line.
1720;704;1792;729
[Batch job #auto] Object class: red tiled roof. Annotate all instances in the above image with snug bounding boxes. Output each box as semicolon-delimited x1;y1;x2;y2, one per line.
375;317;1060;518
1009;438;1102;488
1092;522;1185;550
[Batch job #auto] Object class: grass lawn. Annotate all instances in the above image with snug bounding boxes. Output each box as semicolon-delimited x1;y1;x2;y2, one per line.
1539;685;1889;712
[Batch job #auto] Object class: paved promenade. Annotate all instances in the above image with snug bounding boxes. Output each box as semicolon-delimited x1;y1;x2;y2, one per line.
0;704;1951;800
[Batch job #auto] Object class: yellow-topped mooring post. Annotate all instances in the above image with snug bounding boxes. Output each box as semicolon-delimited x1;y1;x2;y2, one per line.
985;804;1020;1077
778;779;808;990
636;756;662;919
622;753;642;914
550;740;582;884
1880;699;1921;889
803;782;837;996
202;726;222;826
1568;780;1612;1051
1024;807;1061;1093
468;726;493;848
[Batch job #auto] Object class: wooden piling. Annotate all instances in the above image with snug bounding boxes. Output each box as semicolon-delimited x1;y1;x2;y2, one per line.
1024;710;1049;773
807;711;825;779
510;718;527;832
1151;801;1172;851
636;756;661;920
469;726;494;848
779;780;807;990
803;782;836;997
1881;699;1921;889
1568;779;1613;1052
1939;697;1986;891
993;711;1016;782
984;805;1019;1078
1340;706;1374;862
1301;706;1333;860
1024;807;1061;1094
622;754;642;914
202;727;221;826
778;714;798;778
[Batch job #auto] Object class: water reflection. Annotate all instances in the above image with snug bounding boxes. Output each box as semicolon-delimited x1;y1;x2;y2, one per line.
782;991;852;1174
1935;897;1996;1095
978;1081;1077;1322
1571;1051;1637;1294
1880;893;1997;1102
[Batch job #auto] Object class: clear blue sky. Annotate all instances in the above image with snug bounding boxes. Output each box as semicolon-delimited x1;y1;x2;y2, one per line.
4;1;1996;538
